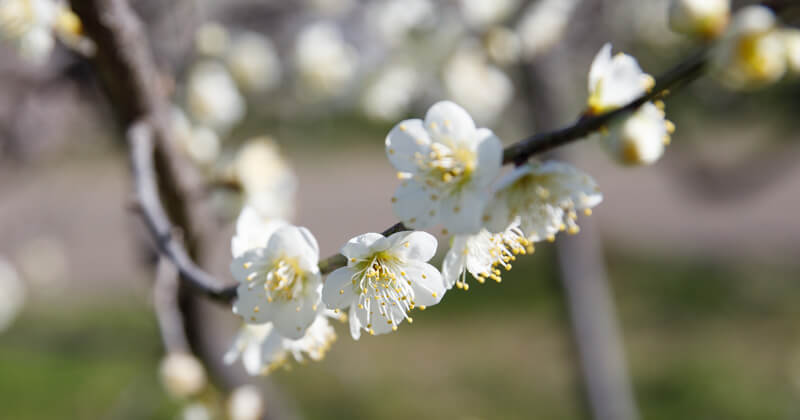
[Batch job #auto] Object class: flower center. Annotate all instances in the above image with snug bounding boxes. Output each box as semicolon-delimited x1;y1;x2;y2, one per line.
351;252;418;334
420;143;475;187
261;256;305;302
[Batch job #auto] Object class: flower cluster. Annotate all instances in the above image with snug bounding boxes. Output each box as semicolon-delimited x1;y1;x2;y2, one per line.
0;0;92;64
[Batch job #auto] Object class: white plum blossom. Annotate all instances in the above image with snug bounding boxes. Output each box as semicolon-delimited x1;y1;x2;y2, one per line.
0;0;57;63
668;0;730;39
181;403;212;420
516;0;579;60
443;43;513;125
712;5;786;90
159;352;207;399
784;29;800;75
322;231;444;339
224;312;336;375
233;138;298;221
194;22;229;57
484;161;603;242
386;101;503;234
226;31;281;94
587;43;655;114
228;385;264;420
603;102;674;166
459;0;518;29
0;257;25;333
186;60;246;133
366;0;434;46
307;0;355;17
442;218;532;290
294;22;358;98
170;107;221;166
231;205;288;259
231;225;322;339
361;65;419;121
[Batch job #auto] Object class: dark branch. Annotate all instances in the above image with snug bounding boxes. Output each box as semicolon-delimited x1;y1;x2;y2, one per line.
154;256;191;352
129;122;237;302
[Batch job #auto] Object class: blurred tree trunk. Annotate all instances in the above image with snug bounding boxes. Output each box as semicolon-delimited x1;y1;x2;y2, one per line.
522;49;639;420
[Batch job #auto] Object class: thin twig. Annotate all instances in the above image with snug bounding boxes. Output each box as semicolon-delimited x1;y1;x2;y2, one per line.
154;256;191;352
129;122;236;302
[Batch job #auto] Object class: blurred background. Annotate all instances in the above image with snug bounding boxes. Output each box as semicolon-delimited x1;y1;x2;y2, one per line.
1;0;800;419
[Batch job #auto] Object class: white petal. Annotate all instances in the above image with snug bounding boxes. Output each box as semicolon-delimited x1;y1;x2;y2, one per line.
340;233;388;259
441;236;468;290
588;43;612;93
424;101;477;147
270;289;320;339
391;180;439;229
471;128;504;189
266;225;319;272
348;305;362;340
322;267;358;309
242;338;267;375
405;260;445;306
439;189;488;234
233;282;273;324
385;119;431;173
230;250;264;283
387;231;437;262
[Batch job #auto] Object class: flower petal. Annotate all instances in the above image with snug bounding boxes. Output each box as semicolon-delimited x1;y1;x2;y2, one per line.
392;179;439;229
588;43;612;93
424;101;477;147
472;128;503;189
322;267;358;309
348;305;361;340
270;288;320;339
441;236;468;290
385;119;431;173
405;260;445;307
439;188;487;234
233;281;273;324
341;233;389;259
387;230;438;262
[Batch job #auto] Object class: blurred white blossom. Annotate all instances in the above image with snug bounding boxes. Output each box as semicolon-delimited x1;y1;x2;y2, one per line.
443;43;513;125
362;65;419;121
195;21;229;57
186;60;246;133
516;0;579;60
232;225;322;339
366;0;434;46
226;31;281;94
0;257;25;333
459;0;518;28
668;0;730;39
233;138;298;221
603;102;674;166
587;43;654;114
386;101;503;234
224;313;336;375
323;231;444;339
227;385;264;420
784;29;800;75
231;205;288;259
442;218;531;290
712;5;786;89
181;403;212;420
484;161;602;242
485;26;521;65
159;352;207;399
0;0;57;63
294;22;358;98
16;236;68;294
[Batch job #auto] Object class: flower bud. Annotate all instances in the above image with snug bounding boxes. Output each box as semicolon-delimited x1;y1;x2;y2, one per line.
783;29;800;75
668;0;730;40
227;385;264;420
159;352;207;399
712;5;786;90
603;102;672;166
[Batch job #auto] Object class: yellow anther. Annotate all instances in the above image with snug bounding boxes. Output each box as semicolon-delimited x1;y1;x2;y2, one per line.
568;225;580;235
369;329;375;335
399;124;407;131
391;197;397;203
419;305;426;310
392;326;398;331
430;194;438;201
432;292;438;298
665;120;676;134
547;234;556;242
243;262;253;269
463;283;469;291
339;289;344;295
442;173;453;182
584;208;593;216
654;100;665;110
254;306;260;313
442;228;449;235
404;242;409;248
358;304;364;309
421;274;427;279
453;206;460;214
407;317;414;323
389;149;395;155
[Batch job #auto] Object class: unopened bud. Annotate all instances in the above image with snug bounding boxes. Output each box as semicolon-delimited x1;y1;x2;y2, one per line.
159;352;207;398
